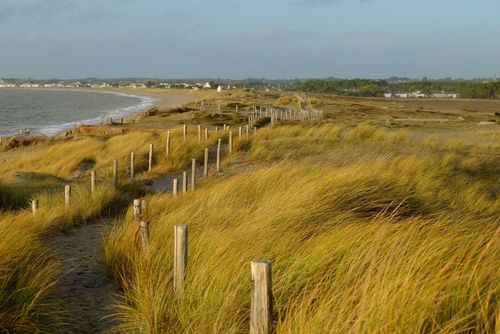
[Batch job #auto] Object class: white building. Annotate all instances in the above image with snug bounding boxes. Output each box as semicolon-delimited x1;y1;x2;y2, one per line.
384;93;393;98
217;85;223;92
203;82;212;89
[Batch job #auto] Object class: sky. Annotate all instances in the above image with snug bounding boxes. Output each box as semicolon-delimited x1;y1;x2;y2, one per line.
0;0;499;79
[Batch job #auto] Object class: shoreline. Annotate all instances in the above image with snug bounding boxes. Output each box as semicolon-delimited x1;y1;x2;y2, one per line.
0;88;198;138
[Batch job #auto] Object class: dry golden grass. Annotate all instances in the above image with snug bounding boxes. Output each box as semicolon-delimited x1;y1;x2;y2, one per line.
104;123;499;333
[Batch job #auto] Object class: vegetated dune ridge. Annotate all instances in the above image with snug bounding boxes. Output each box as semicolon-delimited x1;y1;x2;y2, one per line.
0;89;498;333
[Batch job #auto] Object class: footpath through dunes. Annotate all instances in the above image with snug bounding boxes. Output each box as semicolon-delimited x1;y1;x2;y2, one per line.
49;220;120;333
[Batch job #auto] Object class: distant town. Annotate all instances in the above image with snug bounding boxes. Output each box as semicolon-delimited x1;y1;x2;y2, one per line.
1;76;499;99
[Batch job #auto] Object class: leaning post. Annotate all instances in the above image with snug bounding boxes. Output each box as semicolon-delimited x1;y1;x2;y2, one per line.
148;144;154;172
130;152;135;179
64;185;71;208
191;159;197;191
166;130;171;159
216;138;221;172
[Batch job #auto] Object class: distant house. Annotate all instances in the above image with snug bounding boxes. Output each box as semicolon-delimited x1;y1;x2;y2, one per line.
431;91;458;99
395;93;409;98
384;93;393;98
409;91;427;98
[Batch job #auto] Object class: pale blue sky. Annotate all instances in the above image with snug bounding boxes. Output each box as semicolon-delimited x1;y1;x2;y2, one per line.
0;0;499;79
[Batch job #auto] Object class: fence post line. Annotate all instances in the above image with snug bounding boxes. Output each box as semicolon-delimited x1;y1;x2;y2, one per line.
203;148;209;177
183;124;187;142
130;152;135;179
174;224;188;297
216;138;221;172
172;178;178;197
166;130;171;159
191;159;197;191
90;171;96;194
148;144;154;172
64;185;71;208
250;260;273;334
198;125;202;143
139;221;150;251
112;159;118;189
31;199;39;214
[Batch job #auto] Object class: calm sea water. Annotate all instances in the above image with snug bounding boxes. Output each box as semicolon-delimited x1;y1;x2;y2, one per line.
0;89;154;136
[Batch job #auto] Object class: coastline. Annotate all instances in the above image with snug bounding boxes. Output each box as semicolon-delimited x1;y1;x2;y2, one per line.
0;88;198;138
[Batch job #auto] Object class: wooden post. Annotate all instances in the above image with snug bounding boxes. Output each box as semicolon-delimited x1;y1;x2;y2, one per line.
148;144;153;172
191;159;196;191
246;125;249;139
254;126;257;134
139;221;150;251
166;130;171;159
203;148;209;177
133;199;142;221
90;171;96;194
130;152;135;179
198;125;202;143
239;126;242;139
112;160;118;189
250;260;273;334
174;224;188;297
216;138;221;172
64;185;71;207
205;128;208;142
223;124;227;132
173;178;178;197
229;131;233;155
182;172;188;194
215;126;218;134
183;124;187;142
31;199;39;214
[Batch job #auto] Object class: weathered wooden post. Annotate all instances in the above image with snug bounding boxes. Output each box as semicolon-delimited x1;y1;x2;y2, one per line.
216;138;221;172
223;124;227;132
166;130;171;159
148;144;154;172
215;126;218;134
139;221;150;251
246;125;249;139
174;224;188;297
90;171;96;194
31;199;39;214
112;159;118;189
64;185;71;208
203;148;209;177
183;124;187;142
130;152;135;179
172;178;178;197
229;131;233;155
250;260;273;334
254;126;257;134
133;199;142;220
198;125;202;143
182;172;188;194
205;127;208;142
239;126;242;139
191;159;197;191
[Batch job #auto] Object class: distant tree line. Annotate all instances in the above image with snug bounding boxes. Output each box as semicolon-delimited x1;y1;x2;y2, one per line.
287;79;500;99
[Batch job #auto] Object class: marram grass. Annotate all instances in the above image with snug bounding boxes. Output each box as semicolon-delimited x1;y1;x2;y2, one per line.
104;124;499;333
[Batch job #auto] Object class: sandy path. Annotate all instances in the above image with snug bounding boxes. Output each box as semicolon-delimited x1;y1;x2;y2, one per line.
49;221;120;333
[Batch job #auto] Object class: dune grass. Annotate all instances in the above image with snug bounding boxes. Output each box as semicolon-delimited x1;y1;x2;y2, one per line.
104;124;499;333
0;184;118;331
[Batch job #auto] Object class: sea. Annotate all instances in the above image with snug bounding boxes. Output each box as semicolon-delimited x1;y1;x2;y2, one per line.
0;88;155;136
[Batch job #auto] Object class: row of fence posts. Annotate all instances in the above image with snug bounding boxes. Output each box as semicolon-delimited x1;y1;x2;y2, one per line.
248;106;323;128
30;123;244;213
134;197;273;334
30;103;323;213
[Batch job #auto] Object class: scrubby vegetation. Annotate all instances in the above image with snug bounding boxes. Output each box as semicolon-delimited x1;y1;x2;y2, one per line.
104;124;499;333
0;90;498;332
